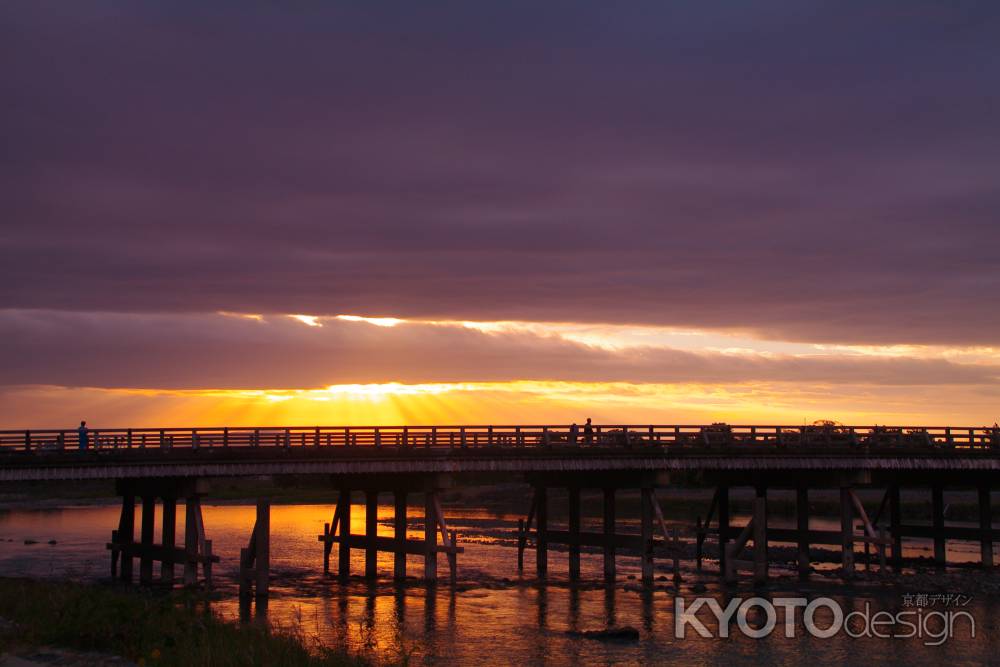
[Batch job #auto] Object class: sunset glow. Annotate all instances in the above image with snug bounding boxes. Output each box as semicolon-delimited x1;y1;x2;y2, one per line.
1;308;997;427
1;377;996;430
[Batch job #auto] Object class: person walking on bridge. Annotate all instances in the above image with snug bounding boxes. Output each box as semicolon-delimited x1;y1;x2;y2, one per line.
77;420;89;451
583;418;593;446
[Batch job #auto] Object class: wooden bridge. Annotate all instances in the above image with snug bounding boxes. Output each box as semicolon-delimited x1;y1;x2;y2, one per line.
2;422;999;606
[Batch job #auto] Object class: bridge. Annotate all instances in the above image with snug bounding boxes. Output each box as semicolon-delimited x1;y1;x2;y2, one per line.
2;423;999;607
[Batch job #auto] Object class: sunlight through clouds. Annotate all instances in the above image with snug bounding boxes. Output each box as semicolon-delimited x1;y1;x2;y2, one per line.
335;315;405;327
2;310;998;426
1;381;996;429
288;314;323;327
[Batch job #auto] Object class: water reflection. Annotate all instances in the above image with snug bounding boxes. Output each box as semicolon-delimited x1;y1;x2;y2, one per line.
604;583;616;628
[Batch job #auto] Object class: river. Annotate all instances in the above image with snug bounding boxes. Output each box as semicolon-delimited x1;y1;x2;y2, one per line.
0;502;996;665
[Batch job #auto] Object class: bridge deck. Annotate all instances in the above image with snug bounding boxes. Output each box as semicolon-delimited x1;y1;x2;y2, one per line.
4;423;998;451
1;423;998;481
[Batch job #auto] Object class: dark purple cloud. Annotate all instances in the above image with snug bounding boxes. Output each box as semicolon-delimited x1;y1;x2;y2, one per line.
0;310;996;389
2;1;999;345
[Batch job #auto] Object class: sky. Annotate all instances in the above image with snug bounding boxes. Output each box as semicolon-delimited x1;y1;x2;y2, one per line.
1;1;999;427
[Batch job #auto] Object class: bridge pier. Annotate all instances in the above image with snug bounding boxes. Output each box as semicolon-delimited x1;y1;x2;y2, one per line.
320;489;352;578
319;475;462;583
932;483;946;567
108;478;218;588
535;486;548;577
717;486;729;575
239;498;271;606
753;486;768;584
723;488;768;585
183;494;214;587
979;482;993;567
140;495;156;584
338;490;351;579
890;483;902;569
394;490;407;580
700;472;1000;584
796;485;809;580
161;495;176;585
640;486;653;582
518;473;674;583
602;487;615;579
113;493;135;582
840;486;854;579
423;490;437;581
568;486;581;580
367;490;379;578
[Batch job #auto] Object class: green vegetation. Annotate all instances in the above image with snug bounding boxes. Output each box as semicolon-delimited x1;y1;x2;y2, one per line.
0;578;370;667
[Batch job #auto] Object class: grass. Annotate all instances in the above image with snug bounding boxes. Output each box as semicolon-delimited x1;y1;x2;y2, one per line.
0;578;371;667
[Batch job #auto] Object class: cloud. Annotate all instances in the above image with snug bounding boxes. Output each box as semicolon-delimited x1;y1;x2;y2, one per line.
1;2;999;344
0;310;996;389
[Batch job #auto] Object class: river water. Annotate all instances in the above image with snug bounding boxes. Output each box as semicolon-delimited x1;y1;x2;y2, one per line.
0;502;997;665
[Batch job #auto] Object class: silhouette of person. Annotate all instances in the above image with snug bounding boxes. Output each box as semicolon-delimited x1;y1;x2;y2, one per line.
77;420;89;451
583;418;593;446
569;422;579;445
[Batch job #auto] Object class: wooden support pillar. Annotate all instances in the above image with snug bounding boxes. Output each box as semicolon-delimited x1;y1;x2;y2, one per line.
697;488;717;573
979;483;993;568
724;516;752;585
796;486;809;580
202;543;213;588
240;498;270;602
365;490;379;578
568;486;581;580
840;487;854;579
717;486;730;576
602;487;616;580
323;493;344;575
160;496;176;584
118;494;135;582
110;530;119;578
183;497;199;586
322;522;331;575
430;494;458;583
394;491;408;580
255;499;270;601
890;483;902;569
447;528;458;583
240;551;252;603
536;486;548;577
753;487;767;584
338;490;352;580
139;496;156;584
932;484;946;567
695;519;704;570
649;489;679;583
517;519;526;570
517;492;536;572
424;491;438;581
640;486;653;583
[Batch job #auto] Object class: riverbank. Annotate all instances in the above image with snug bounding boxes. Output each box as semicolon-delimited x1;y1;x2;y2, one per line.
0;578;371;667
1;479;989;525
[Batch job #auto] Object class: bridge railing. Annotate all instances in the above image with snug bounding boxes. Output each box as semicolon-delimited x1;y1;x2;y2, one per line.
1;424;998;454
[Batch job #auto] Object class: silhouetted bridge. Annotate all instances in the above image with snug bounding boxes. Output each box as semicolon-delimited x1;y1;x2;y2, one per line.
2;423;999;606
